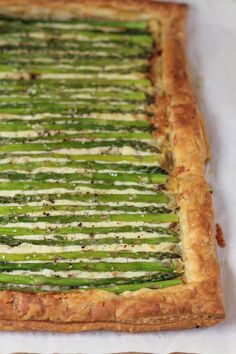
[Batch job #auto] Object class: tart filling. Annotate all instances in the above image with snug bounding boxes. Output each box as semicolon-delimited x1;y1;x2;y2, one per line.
0;16;183;293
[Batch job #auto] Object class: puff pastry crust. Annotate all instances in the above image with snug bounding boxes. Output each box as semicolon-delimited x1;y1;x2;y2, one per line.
0;0;225;332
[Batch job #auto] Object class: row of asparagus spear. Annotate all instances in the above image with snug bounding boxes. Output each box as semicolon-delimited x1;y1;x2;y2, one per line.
0;16;183;292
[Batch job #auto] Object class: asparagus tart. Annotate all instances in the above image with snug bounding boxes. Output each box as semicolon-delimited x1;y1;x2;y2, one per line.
0;0;224;333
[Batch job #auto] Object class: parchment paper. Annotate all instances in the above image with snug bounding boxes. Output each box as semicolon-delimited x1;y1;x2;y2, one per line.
1;0;236;353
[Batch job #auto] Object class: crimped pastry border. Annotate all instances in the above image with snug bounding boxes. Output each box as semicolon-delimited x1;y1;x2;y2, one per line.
0;0;225;332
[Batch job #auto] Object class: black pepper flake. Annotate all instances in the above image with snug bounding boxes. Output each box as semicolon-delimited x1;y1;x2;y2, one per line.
156;184;166;191
29;72;40;80
170;222;178;229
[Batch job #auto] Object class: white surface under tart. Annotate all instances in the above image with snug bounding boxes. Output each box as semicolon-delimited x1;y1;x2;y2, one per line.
0;0;236;353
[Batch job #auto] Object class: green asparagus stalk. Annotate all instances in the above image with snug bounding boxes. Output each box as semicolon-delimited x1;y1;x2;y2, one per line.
0;18;149;33
0;235;178;247
0;117;152;132
0;56;148;66
0;89;149;101
0;250;180;262
0;191;169;205
0;28;153;47
0;115;152;125
0;160;167;175
0;83;152;98
0;64;149;75
0;212;178;224
0;204;171;216
0;122;153;132
0;87;151;101
0;278;183;293
0;132;153;143
1;30;153;46
0;60;149;76
0;78;152;90
96;278;183;293
0;79;150;94
0;225;177;237
0;171;167;185
0;96;147;104
0;275;182;293
41;18;148;31
0;154;161;166
0;180;158;192
0;139;160;154
0;93;149;104
0;261;175;273
0;45;152;59
0;104;149;115
0;272;180;290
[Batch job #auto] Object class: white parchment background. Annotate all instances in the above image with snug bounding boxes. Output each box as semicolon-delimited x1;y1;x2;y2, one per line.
0;0;236;353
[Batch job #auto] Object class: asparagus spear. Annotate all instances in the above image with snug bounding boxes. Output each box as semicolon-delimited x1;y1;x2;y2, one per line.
1;30;153;45
0;278;183;293
0;57;149;68
0;191;169;205
0;212;178;224
0;117;152;132
0;204;171;216
0;160;167;175
0;274;182;293
0;139;160;154
0;261;175;272
0;273;180;290
0;116;151;125
0;89;149;102
0;45;152;59
0;122;153;132
0;235;178;247
0;90;150;104
0;225;177;237
96;278;183;294
0;40;153;56
0;132;154;143
0;56;148;66
0;180;159;192
0;85;151;99
0;56;149;67
0;95;148;104
0;104;149;115
0;87;151;100
0;171;167;185
0;250;180;262
0;78;152;90
0;154;161;166
0;18;149;33
0;65;149;75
